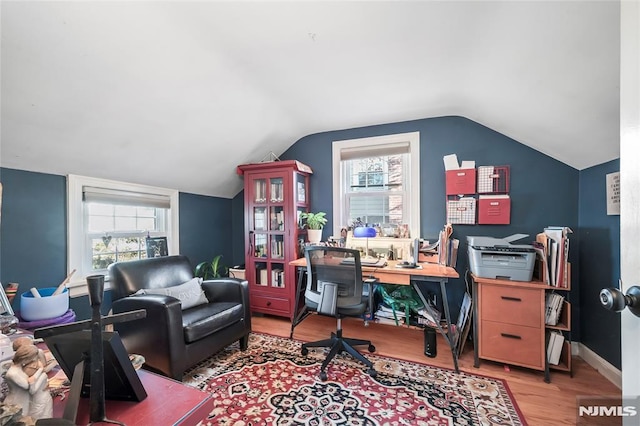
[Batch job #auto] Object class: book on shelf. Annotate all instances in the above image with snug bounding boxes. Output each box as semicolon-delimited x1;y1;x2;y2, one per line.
258;268;268;286
271;269;284;288
534;226;572;287
547;331;565;365
543;226;572;287
545;292;564;326
417;303;441;328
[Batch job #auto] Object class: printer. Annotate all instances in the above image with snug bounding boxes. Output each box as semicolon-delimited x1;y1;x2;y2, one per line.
467;234;536;281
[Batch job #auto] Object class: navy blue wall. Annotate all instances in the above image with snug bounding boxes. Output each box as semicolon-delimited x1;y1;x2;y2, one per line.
578;159;621;369
2;115;621;368
179;192;233;269
0;167;233;319
233;115;582;337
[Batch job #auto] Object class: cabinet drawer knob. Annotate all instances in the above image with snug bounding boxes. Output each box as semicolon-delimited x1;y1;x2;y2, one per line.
500;333;522;340
266;301;271;306
501;296;522;302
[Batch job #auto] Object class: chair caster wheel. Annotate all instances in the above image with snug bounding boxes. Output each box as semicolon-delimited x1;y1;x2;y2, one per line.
319;371;328;381
368;344;376;353
367;369;377;378
301;347;308;356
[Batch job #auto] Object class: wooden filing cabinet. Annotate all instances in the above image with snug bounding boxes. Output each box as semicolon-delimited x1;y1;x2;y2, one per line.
473;276;547;376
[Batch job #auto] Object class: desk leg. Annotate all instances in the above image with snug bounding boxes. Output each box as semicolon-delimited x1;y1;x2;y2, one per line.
472;278;479;368
412;281;459;374
289;266;308;339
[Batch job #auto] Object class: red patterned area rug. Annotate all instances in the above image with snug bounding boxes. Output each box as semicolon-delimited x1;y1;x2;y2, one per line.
183;332;526;425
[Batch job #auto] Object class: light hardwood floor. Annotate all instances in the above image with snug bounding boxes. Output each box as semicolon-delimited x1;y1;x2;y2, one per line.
251;314;621;426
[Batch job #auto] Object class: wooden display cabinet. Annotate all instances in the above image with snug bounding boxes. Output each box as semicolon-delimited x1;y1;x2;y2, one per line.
237;160;312;320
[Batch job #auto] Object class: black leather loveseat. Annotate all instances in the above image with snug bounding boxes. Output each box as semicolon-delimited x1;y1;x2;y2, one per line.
108;255;251;380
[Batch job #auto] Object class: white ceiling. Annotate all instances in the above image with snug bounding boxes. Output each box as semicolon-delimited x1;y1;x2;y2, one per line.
0;1;621;198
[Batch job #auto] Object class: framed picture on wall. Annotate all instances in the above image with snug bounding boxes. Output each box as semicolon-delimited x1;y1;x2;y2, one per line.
146;236;168;258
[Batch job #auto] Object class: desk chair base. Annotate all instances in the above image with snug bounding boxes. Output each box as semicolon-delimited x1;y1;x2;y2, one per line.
301;328;377;382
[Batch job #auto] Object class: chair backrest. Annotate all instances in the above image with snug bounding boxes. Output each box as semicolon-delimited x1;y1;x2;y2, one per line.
304;246;365;313
108;255;194;301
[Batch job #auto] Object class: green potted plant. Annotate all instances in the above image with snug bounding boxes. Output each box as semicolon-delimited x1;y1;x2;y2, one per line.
299;211;327;244
195;254;228;280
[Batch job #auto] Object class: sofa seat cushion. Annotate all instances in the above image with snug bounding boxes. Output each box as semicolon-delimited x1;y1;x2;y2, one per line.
182;302;244;343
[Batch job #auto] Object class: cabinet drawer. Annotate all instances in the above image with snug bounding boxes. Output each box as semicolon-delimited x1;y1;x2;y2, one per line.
480;284;542;327
480;320;544;370
251;294;290;313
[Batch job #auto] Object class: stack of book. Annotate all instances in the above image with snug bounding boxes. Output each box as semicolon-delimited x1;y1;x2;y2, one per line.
375;304;411;326
545;293;564;326
534;226;572;287
417;304;441;328
547;331;565;365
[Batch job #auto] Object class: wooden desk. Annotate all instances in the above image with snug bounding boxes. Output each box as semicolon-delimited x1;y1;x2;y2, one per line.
52;369;212;425
289;258;461;372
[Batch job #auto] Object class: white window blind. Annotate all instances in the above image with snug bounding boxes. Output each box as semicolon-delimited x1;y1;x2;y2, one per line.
83;187;171;209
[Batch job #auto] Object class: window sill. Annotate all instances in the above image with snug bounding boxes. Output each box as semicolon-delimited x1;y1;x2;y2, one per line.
67;277;112;298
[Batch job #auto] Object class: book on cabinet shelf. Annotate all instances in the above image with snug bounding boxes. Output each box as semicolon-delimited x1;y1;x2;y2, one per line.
545;293;564;326
535;227;572;287
547;331;565;365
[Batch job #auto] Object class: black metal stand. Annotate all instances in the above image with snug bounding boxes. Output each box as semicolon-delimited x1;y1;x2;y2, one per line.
34;276;147;426
86;274;124;426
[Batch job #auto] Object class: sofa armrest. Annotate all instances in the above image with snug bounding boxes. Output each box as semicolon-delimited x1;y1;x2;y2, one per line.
202;278;251;329
112;294;186;379
201;278;249;303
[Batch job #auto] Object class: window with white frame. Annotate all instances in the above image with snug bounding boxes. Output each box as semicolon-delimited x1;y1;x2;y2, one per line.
332;132;420;238
67;175;179;297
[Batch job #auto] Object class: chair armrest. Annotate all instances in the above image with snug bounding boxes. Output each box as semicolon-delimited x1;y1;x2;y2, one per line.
201;278;249;304
111;295;184;355
111;294;187;379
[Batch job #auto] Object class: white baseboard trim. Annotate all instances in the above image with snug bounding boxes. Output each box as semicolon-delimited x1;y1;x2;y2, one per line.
573;341;622;389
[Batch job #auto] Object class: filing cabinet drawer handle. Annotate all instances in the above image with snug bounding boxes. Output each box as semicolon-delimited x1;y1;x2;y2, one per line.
501;333;522;340
501;296;522;302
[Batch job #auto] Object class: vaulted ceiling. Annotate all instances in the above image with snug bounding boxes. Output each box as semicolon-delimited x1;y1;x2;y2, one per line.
0;1;620;198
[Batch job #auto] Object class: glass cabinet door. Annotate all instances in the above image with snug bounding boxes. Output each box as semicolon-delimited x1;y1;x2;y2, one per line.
253;207;267;231
254;233;267;258
270;234;284;259
296;174;307;203
271;262;285;288
254;178;267;203
270;206;284;231
269;177;284;202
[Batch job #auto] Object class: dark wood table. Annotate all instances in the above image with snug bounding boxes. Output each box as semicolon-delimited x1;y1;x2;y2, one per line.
52;369;212;426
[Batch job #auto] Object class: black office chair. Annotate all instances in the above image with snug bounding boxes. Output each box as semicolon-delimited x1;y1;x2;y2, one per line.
300;246;377;381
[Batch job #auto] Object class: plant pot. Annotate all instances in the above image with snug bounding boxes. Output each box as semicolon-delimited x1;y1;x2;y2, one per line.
307;229;323;245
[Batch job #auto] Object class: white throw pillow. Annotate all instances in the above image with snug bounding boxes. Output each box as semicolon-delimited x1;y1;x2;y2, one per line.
139;277;209;310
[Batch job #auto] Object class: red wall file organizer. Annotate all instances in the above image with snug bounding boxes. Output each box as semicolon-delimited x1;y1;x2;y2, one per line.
445;169;476;195
477;166;510;194
478;195;511;224
446;197;477;225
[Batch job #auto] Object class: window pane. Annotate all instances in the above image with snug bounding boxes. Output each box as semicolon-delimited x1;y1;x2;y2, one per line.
115;217;137;230
88;216;115;232
88;204;114;215
137;218;156;230
86;202;166;271
344;154;405;226
348;156;403;193
115;205;137;216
